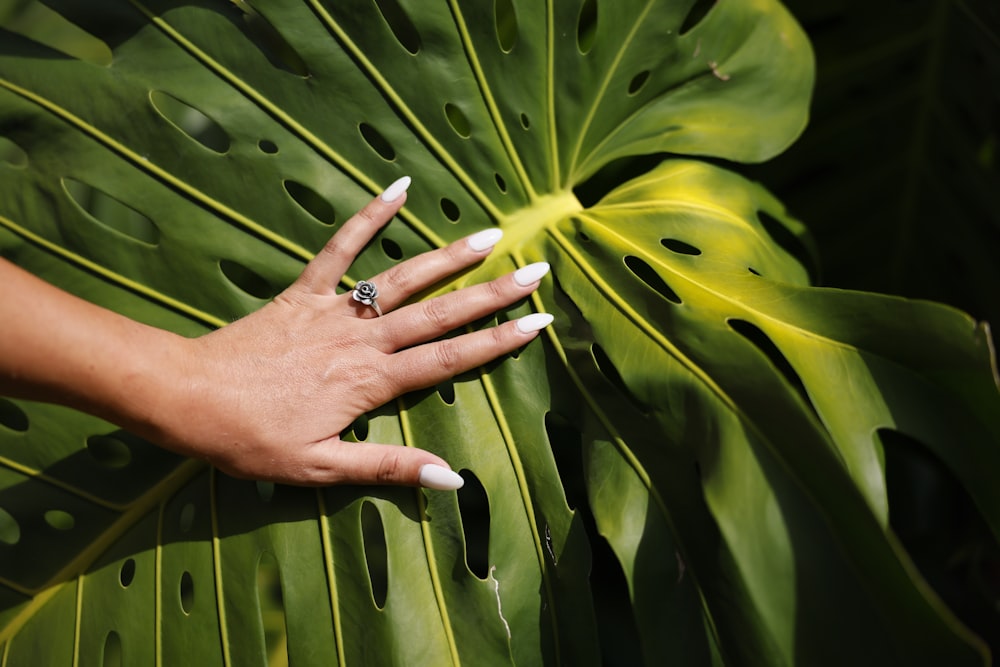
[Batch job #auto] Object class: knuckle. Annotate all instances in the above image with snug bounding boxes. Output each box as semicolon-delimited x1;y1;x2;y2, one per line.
432;338;463;372
422;297;453;330
375;451;405;484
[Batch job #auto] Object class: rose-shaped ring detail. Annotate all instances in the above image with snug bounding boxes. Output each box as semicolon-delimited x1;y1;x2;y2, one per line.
351;280;383;317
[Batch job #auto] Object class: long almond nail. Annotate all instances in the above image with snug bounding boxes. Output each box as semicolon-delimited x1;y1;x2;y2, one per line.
466;228;504;252
419;464;465;490
380;176;412;203
516;312;554;334
513;262;550;286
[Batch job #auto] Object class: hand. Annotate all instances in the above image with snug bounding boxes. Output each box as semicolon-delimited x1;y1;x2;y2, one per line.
154;177;552;488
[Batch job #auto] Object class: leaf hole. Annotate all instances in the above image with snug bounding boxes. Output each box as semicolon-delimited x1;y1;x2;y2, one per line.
149;91;230;154
591;342;649;413
0;137;28;168
457;470;491;579
102;631;122;667
374;0;421;54
359;123;396;162
179;503;196;532
256;481;276;503
661;238;702;256
680;0;715;35
437;381;456;405
283;180;337;225
119;558;136;587
494;173;507;193
544;412;586;511
347;414;369;442
381;237;403;260
624;255;681;304
494;0;518;52
361;502;389;609
220;260;278;300
748;267;762;276
86;433;132;468
756;210;817;283
444;103;471;138
577;0;598;53
519;113;531;130
237;5;310;76
440;198;461;222
179;571;195;614
0;507;21;546
62;179;160;246
0;399;29;432
44;509;75;531
257;139;278;154
257;551;289;661
727;319;813;411
627;70;651;95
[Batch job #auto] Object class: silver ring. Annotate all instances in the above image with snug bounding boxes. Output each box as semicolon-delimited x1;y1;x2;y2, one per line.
351;280;383;317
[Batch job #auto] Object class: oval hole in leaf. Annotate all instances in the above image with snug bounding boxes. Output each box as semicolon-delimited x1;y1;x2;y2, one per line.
440;198;461;222
680;0;715;35
220;260;277;300
727;318;814;412
494;172;507;193
0;508;20;546
374;0;421;54
0;399;28;432
590;535;644;664
256;551;289;660
283;180;337;225
661;238;702;256
119;558;136;587
591;342;648;413
748;266;762;276
359;122;396;162
624;255;681;304
347;414;369;442
0;137;28;168
457;470;491;579
237;5;310;76
149;91;230;154
86;434;132;468
360;502;389;608
444;102;471;138
62;179;160;246
437;381;456;405
627;70;651;95
257;139;278;154
519;112;530;130
102;631;122;667
577;0;598;53
381;237;403;260
756;210;817;282
44;509;75;531
179;571;195;614
494;0;518;52
544;412;586;511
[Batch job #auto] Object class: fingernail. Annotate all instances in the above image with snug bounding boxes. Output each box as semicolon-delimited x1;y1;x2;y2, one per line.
466;228;504;252
419;464;465;490
380;176;412;203
515;312;554;334
513;261;550;286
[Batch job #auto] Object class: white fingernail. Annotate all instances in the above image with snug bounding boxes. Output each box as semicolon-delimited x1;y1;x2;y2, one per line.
419;464;465;490
515;312;554;334
380;176;412;203
513;262;550;286
466;228;504;252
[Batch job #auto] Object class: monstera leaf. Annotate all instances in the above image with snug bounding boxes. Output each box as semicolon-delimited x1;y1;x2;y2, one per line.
0;1;997;665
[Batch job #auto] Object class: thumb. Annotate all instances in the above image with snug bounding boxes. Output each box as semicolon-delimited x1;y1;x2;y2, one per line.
306;440;466;490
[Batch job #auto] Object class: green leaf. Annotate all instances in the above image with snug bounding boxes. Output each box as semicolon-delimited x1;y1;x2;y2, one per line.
0;1;996;665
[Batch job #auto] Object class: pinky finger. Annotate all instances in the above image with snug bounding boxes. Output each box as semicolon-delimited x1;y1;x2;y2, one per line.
388;312;554;394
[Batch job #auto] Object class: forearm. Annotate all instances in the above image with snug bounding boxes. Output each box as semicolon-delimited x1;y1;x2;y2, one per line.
0;258;187;436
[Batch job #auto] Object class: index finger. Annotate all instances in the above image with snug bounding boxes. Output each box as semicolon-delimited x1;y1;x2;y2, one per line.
293;176;411;294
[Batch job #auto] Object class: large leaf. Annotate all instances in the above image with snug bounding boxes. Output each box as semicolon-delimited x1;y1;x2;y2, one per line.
0;1;997;665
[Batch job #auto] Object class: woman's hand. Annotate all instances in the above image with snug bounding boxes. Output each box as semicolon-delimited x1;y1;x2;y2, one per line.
150;177;551;488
